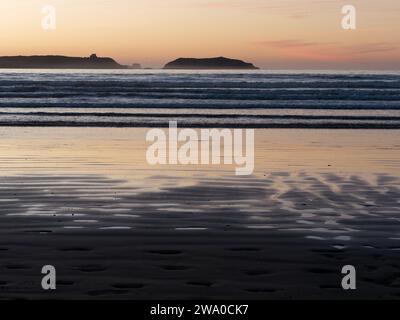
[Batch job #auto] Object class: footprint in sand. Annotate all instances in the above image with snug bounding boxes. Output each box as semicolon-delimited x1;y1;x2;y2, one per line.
228;247;261;252
320;284;341;289
6;264;31;270
308;268;336;274
147;250;183;255
245;288;279;293
57;280;74;286
87;289;130;297
112;283;145;289
161;265;190;271
73;264;108;272
187;281;213;288
59;247;93;252
245;269;274;276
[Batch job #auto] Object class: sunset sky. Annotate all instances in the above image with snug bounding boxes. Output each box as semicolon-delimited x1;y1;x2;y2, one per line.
1;0;399;69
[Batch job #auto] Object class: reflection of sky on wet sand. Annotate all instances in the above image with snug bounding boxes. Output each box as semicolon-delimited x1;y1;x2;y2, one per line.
0;127;399;179
0;171;399;250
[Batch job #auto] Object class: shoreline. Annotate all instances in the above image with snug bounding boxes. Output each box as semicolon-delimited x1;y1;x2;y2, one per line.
0;123;399;129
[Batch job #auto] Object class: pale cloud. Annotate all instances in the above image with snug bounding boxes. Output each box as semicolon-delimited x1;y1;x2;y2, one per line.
254;39;398;54
186;0;340;13
255;40;320;48
346;43;398;55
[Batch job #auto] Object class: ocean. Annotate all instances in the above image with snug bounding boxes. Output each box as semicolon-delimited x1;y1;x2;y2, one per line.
0;69;399;128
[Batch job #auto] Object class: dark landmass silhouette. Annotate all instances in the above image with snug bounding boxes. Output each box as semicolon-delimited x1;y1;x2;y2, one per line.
164;56;258;70
0;54;127;69
131;63;142;69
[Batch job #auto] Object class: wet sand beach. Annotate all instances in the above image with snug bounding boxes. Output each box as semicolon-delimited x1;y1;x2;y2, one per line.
0;127;399;299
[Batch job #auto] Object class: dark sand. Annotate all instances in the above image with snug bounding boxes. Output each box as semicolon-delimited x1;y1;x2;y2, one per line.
0;128;399;299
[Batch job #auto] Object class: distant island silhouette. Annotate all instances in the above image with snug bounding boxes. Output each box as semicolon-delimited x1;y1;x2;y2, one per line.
0;54;128;69
0;54;259;70
164;57;258;70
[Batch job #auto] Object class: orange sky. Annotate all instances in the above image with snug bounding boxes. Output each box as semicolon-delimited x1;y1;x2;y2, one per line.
1;0;399;69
